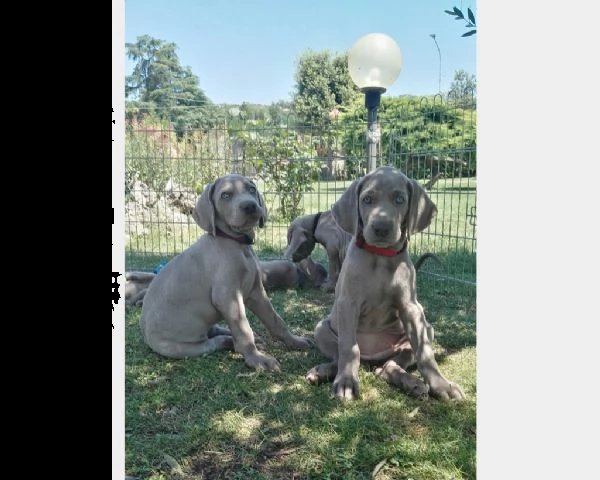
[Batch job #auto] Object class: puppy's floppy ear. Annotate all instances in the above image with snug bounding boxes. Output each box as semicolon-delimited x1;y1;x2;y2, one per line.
192;180;218;235
257;190;267;228
331;175;365;237
284;222;316;260
406;178;437;238
249;179;267;228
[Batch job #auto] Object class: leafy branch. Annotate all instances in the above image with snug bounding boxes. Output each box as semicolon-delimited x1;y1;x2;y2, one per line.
445;6;477;37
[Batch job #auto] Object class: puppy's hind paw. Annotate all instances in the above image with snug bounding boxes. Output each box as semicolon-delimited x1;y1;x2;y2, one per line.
375;363;429;400
305;368;320;385
305;363;337;385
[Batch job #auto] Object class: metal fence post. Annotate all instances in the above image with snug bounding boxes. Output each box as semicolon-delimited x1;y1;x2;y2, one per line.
365;90;382;173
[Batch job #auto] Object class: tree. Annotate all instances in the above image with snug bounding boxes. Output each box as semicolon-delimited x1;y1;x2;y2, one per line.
239;129;321;222
268;100;293;126
445;6;477;37
125;35;213;136
340;95;477;178
331;53;359;106
238;102;270;122
448;70;476;107
292;50;360;124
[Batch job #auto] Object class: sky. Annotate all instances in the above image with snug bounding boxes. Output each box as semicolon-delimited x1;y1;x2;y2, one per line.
124;0;476;105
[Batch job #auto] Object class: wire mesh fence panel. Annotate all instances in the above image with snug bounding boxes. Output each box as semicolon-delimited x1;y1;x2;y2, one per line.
384;95;477;301
124;94;476;305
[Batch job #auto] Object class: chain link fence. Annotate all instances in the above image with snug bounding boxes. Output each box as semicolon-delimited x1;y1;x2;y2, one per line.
125;94;476;303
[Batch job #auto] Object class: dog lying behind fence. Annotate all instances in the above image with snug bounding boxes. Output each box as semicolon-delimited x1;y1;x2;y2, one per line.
305;165;465;401
139;173;312;370
285;210;352;292
259;257;328;290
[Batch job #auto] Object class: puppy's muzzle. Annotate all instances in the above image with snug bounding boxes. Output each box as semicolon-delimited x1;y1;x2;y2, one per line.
371;219;392;239
291;245;310;262
240;200;258;215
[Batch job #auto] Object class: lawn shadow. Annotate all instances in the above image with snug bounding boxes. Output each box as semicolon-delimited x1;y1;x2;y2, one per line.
182;374;476;479
124;253;476;479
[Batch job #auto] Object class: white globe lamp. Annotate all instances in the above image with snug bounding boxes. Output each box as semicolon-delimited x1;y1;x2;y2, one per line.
348;33;403;171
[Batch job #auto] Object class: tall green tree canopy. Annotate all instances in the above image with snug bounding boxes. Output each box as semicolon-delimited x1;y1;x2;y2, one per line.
339;95;476;178
292;50;360;124
125;35;213;134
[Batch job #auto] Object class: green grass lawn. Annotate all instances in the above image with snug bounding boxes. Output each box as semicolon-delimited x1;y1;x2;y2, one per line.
125;276;476;480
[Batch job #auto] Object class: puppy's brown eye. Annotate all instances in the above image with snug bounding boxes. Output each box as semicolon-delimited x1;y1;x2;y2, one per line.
394;194;405;205
221;192;232;200
362;195;372;205
248;186;256;194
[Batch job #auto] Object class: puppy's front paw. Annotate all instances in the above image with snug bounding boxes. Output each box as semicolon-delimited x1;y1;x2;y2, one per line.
244;352;281;372
332;374;360;401
285;334;313;350
428;376;466;401
320;281;336;293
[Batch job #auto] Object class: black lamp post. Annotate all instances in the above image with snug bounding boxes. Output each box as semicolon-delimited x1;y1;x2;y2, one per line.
348;33;403;172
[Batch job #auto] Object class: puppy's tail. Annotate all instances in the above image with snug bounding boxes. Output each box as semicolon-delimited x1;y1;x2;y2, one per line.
413;252;443;271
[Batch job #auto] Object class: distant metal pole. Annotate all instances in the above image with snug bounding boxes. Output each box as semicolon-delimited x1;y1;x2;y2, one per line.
430;34;441;93
364;89;384;172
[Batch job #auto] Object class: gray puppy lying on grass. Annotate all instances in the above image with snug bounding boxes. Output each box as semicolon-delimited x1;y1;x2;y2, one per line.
125;256;329;307
259;257;328;290
126;254;439;306
125;271;156;306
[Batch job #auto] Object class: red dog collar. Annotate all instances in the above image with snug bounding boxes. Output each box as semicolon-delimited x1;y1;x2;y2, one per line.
355;237;407;256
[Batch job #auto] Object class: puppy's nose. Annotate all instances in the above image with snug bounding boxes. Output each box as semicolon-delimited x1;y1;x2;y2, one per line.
240;200;258;216
372;220;390;238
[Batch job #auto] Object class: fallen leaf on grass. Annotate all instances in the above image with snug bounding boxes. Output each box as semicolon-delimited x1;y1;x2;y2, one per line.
236;372;258;377
263;447;298;458
372;458;387;478
407;407;420;418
